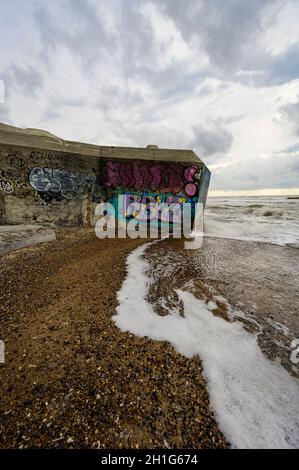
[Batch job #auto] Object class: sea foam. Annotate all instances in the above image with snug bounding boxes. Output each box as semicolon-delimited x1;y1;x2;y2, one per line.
113;242;299;449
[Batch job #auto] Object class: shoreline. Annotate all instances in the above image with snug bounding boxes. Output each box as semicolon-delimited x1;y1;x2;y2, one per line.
146;237;299;378
0;230;298;448
142;238;299;447
0;229;226;449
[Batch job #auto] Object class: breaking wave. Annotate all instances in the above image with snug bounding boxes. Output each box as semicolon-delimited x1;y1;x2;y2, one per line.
205;196;299;246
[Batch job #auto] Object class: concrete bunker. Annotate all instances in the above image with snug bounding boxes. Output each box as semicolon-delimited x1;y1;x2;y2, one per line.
0;123;210;228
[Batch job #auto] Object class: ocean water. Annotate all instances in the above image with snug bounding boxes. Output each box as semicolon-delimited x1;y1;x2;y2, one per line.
205;196;299;247
114;241;299;449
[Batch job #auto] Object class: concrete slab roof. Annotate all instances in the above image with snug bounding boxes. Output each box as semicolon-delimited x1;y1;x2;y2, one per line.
0;123;205;166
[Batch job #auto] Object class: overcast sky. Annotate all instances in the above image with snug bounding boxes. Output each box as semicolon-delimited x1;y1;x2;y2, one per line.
0;0;299;195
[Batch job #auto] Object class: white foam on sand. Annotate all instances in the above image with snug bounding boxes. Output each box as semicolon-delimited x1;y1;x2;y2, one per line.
113;242;299;449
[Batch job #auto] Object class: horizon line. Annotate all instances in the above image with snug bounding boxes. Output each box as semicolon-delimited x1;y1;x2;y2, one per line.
208;188;299;197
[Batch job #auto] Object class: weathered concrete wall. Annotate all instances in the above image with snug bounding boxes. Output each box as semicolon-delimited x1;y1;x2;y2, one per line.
0;147;99;226
0;123;210;227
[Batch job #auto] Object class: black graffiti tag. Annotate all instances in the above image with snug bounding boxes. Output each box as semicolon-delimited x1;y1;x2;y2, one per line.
6;154;25;168
0;180;13;193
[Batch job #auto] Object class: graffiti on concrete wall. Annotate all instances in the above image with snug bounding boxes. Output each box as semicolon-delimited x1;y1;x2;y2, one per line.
101;160;200;197
0;169;29;192
0;153;29;193
122;192;195;223
6;153;25;168
1;168;22;180
30;151;95;171
106;191;198;225
31;151;58;162
1;148;101;204
30;150;68;169
29;167;97;203
0;180;13;193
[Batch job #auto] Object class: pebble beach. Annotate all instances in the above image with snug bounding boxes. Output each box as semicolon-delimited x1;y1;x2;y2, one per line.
1;195;299;448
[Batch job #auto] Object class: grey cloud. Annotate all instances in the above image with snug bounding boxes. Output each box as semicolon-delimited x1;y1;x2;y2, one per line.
112;3;201;99
280;143;299;154
190;124;233;158
93;84;145;115
153;0;299;88
292;158;299;172
0;0;298;194
33;0;159;80
280;97;299;135
266;44;299;86
127;121;234;158
211;153;299;191
0;104;10;124
155;0;272;75
34;0;114;71
41;107;64;124
3;64;43;97
48;96;88;109
31;0;295;98
33;1;205;105
33;1;177;96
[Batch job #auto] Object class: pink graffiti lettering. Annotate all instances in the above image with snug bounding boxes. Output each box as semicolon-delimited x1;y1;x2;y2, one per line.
119;162;134;188
184;165;198;183
149;164;164;191
184;182;197;197
102;162;121;188
160;164;184;194
139;162;153;190
101;160;200;196
132;161;144;190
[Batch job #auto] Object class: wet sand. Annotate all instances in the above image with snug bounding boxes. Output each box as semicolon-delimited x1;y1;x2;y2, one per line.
1;229;298;448
0;229;226;449
146;237;299;378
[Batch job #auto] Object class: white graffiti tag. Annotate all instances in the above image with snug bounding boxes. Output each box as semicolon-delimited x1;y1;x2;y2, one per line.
29;167;96;200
